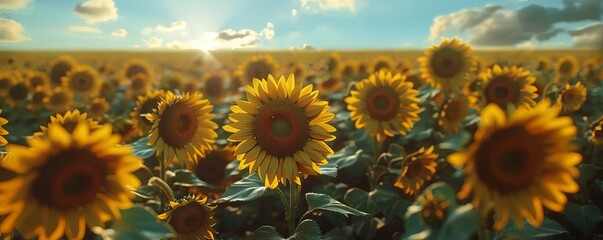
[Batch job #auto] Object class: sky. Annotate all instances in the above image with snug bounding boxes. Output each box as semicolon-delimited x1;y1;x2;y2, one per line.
0;0;601;50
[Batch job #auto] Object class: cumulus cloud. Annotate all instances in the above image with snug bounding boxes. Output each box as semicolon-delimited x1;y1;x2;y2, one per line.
0;0;30;10
156;21;187;32
193;22;276;50
300;0;355;11
111;28;127;37
145;37;162;48
166;40;190;50
0;18;29;42
69;25;102;34
569;22;603;49
74;0;118;24
430;0;601;47
292;9;298;16
141;27;153;35
289;43;317;51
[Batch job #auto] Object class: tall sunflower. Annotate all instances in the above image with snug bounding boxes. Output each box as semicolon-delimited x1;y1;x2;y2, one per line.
0;123;141;240
340;60;359;79
147;91;218;165
0;71;19;98
89;97;110;121
345;70;421;142
126;73;152;98
62;65;101;99
34;109;100;139
394;146;438;195
369;55;396;74
44;87;73;113
438;95;470;133
119;59;154;83
0;109;8;146
472;65;537;110
27;86;50;111
534;56;553;72
202;71;229;102
418;187;453;229
160;73;186;92
235;55;280;84
131;90;166;137
223;74;336;188
558;82;587;113
48;55;78;86
25;71;50;91
158;195;217;240
419;38;473;91
318;74;343;94
5;81;30;107
554;56;579;85
448;100;581;230
288;62;308;84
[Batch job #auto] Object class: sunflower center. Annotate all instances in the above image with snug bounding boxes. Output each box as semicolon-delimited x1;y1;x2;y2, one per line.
0;78;12;90
444;99;466;121
159;102;199;148
254;100;310;158
131;77;146;91
246;61;272;80
475;126;542;193
406;162;423;178
374;61;390;72
9;83;28;101
50;92;69;106
195;151;231;185
342;66;354;77
485;76;521;108
71;73;93;92
420;197;448;229
32;91;47;104
32;149;106;210
30;76;45;88
169;202;206;233
366;87;400;121
51;62;72;85
559;61;573;74
126;64;148;79
321;77;339;90
205;76;224;98
431;48;463;78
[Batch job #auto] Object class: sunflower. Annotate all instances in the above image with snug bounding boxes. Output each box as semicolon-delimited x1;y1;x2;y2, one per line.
202;71;229;102
62;65;101;99
5;81;30;107
532;71;550;97
448;99;581;230
419;38;474;91
318;74;343;94
581;59;602;87
48;55;78;86
593;121;603;146
119;59;154;83
235;55;280;84
158;195;217;240
326;52;342;72
44;87;73;113
0;71;18;98
406;74;425;90
394;60;414;76
345;70;421;142
554;56;579;85
0;109;8;146
340;60;359;79
558;82;587;113
369;55;396;74
126;73;152;98
394;146;438;195
89;98;110;121
25;71;50;91
147;91;218;165
193;145;236;186
34;109;100;139
160;73;186;92
288;62;307;84
27;86;50;111
0;123;142;239
438;95;470;133
183;79;199;94
535;56;553;72
418;187;452;229
472;65;537;110
131;90;165;137
223;74;336;188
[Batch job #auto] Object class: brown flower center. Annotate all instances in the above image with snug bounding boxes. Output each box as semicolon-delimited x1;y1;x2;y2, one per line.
29;76;46;88
431;48;463;78
373;61;391;73
366;87;400;121
49;92;70;106
254;100;310;158
420;197;449;229
485;76;520;108
245;61;273;81
0;78;12;90
9;83;28;101
126;64;148;79
205;76;224;98
50;61;73;85
169;202;206;233
559;61;573;74
195;150;231;185
70;72;94;92
159;102;199;148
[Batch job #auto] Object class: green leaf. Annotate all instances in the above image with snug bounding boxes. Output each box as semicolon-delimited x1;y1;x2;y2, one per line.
387;144;406;160
106;206;174;240
577;164;597;188
426;182;458;211
403;204;427;238
563;202;603;235
290;219;322;240
318;159;338;178
343;186;400;215
251;226;284;240
129;137;156;160
437;204;478;240
220;173;270;202
439;131;471;151
495;219;568;239
353;217;383;240
328;144;363;169
132;185;159;200
306;192;369;217
172;169;214;188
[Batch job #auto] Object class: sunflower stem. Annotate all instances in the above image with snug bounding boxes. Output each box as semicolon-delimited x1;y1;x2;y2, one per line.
368;139;385;191
287;182;300;236
149;176;177;203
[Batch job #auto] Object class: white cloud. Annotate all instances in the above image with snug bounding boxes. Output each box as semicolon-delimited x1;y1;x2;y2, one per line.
289;43;317;51
0;18;29;42
111;28;127;37
69;25;102;34
291;8;298;17
74;0;118;24
193;22;276;50
0;0;30;10
570;22;603;49
156;21;186;32
141;27;153;35
167;40;190;50
300;0;356;11
145;37;162;48
261;22;275;40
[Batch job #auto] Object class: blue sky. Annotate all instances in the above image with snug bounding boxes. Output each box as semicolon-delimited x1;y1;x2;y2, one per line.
0;0;600;50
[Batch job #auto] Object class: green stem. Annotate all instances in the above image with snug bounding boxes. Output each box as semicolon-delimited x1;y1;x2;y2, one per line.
159;159;167;182
149;176;176;203
287;183;300;236
368;139;384;191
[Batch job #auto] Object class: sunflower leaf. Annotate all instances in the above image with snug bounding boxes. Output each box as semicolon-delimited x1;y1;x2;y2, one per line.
172;169;214;188
132;184;160;200
251;225;284;240
129;137;156;160
563;202;603;236
436;204;478;240
306;192;369;218
495;218;569;239
318;159;338;178
220;173;271;202
104;206;174;240
291;219;322;240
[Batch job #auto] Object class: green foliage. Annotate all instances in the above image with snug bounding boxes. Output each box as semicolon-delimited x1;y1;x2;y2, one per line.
220;173;272;202
172;169;214;187
251;220;322;240
129;137;156;160
563;202;603;236
305;192;369;217
103;206;174;240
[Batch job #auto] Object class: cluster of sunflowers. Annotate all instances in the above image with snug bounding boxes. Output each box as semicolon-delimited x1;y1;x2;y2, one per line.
0;38;602;240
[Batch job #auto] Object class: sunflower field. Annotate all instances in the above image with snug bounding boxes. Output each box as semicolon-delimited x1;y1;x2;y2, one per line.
0;38;602;240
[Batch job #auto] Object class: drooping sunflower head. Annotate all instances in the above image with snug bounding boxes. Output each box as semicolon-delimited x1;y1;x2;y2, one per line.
43;87;74;113
474;65;537;110
0;109;8;146
131;89;166;137
194;145;236;187
345;70;421;142
0;123;142;239
593;121;603;146
62;65;101;98
25;71;50;91
48;55;78;86
34;109;100;139
394;146;438;195
158;195;217;240
126;73;152;98
235;54;280;84
0;71;19;97
369;55;396;74
318;74;343;94
89;97;110;121
558;82;587;113
119;59;154;83
147;91;218;165
418;188;452;230
202;71;229;102
223;74;336;188
419;38;474;91
554;56;579;84
448;99;581;230
438;95;470;134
